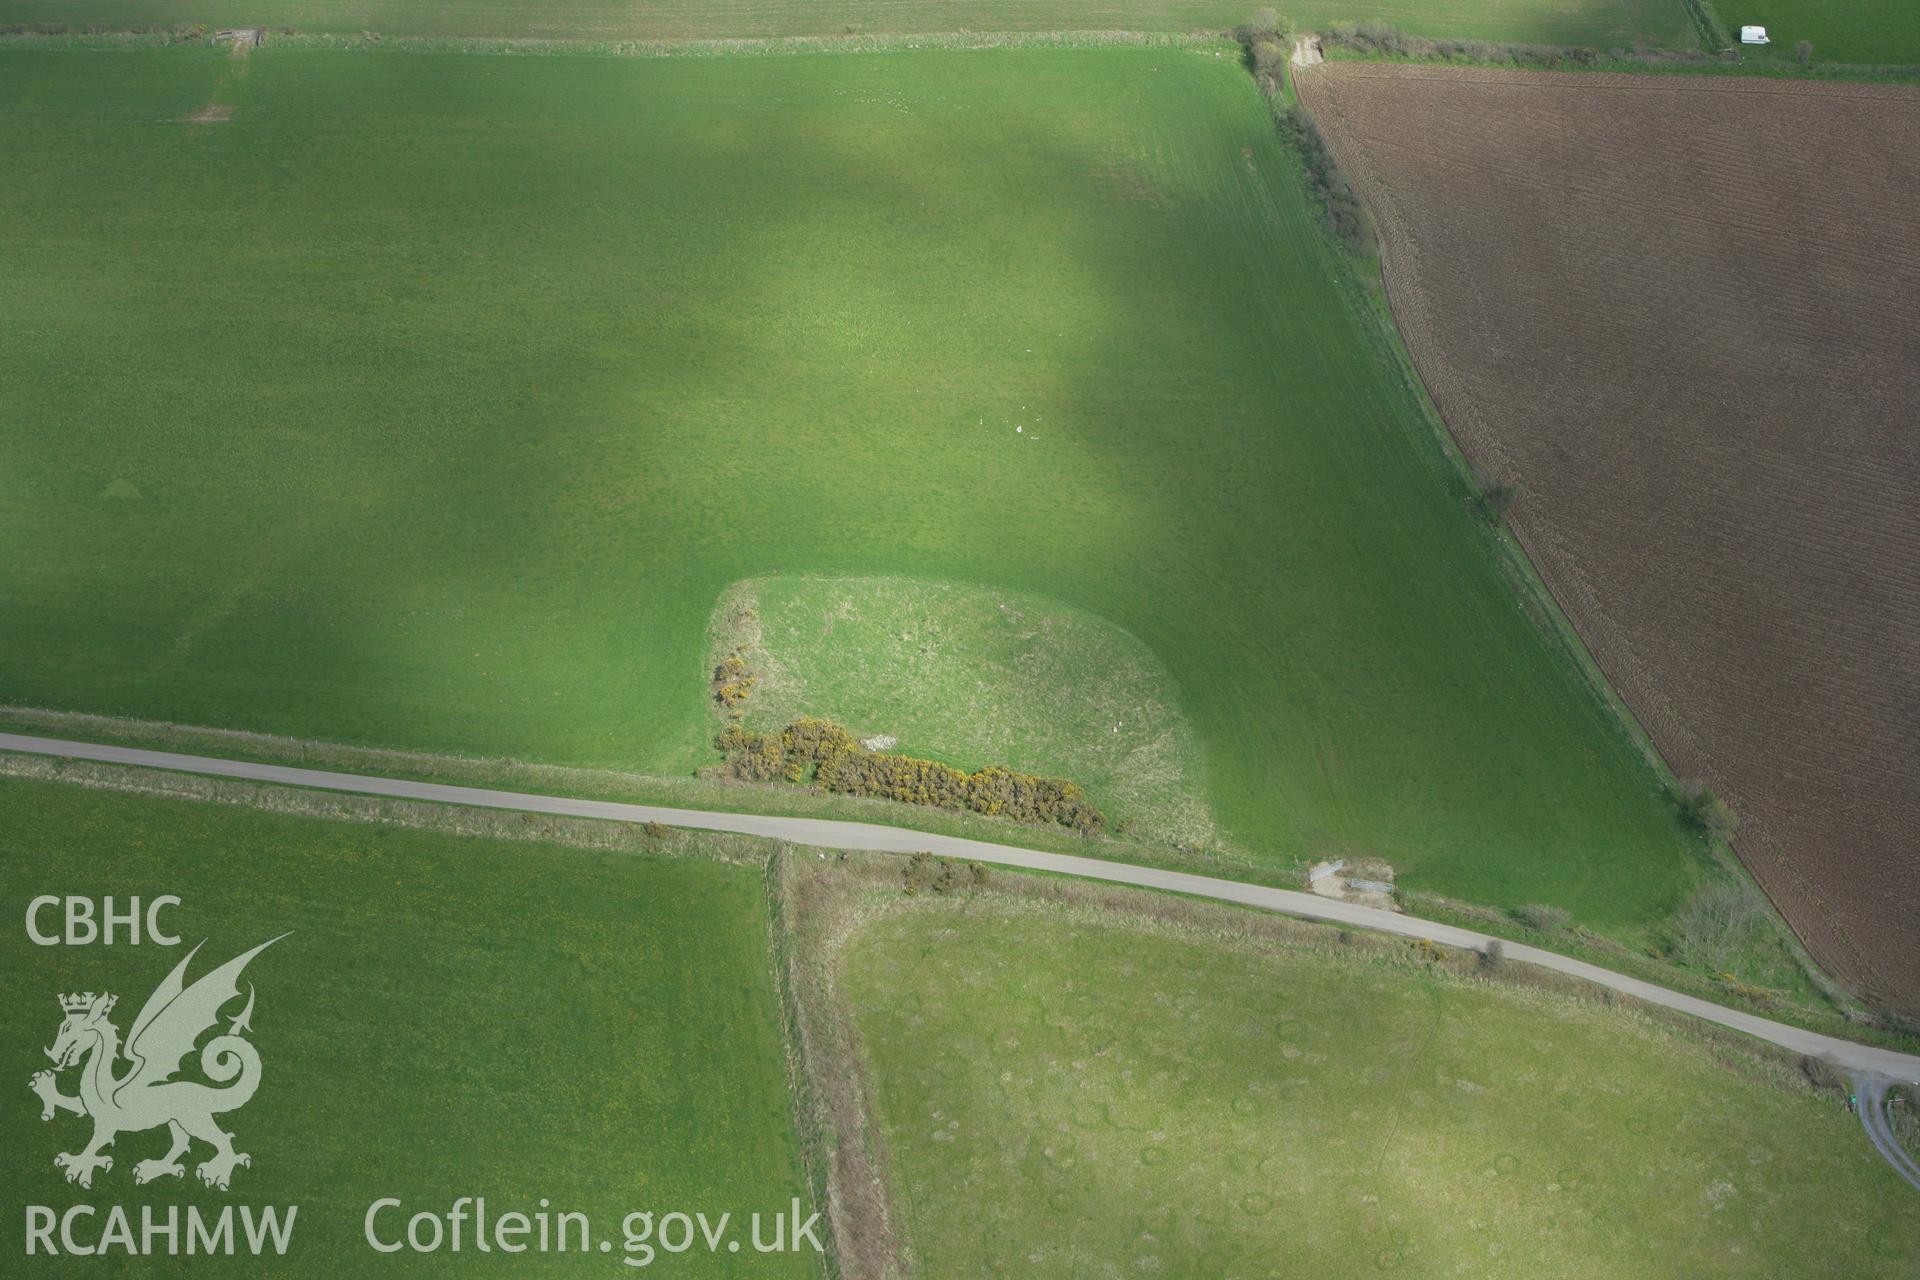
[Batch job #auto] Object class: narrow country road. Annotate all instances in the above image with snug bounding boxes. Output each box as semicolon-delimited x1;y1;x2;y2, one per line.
1854;1074;1920;1192
7;730;1920;1094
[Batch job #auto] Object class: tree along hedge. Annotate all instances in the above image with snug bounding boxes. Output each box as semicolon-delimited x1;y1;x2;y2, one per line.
715;717;1106;834
1273;104;1374;255
1229;23;1374;255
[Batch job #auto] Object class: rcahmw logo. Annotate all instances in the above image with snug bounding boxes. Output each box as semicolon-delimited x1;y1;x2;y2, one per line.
24;936;300;1259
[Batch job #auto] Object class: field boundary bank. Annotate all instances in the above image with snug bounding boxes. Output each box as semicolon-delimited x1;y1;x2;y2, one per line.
8;24;1917;82
762;853;855;1279
0;27;1230;57
5;729;1919;1083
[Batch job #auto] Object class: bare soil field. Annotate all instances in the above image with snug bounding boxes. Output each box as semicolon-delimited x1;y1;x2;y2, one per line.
1297;64;1920;1015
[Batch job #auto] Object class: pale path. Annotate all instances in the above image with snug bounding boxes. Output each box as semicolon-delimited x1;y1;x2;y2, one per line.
7;730;1920;1086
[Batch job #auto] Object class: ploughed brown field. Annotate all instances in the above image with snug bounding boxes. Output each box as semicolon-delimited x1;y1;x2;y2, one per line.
1297;64;1920;1015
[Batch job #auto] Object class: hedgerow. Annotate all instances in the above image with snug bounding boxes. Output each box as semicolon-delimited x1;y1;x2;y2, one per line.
714;717;1106;834
1316;21;1756;72
1230;17;1374;256
1271;105;1373;255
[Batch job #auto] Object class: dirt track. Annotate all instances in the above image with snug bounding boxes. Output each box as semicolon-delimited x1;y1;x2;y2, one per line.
1297;64;1920;1015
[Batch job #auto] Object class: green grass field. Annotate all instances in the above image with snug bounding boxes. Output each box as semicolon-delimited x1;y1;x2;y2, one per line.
0;777;814;1275
840;895;1920;1276
1716;0;1920;64
0;43;1701;927
3;0;1695;49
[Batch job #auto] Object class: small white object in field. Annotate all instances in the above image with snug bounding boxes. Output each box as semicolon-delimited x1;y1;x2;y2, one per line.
1740;24;1770;44
1016;425;1023;433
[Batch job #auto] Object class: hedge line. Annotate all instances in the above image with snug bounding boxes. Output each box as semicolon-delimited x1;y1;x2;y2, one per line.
715;717;1106;834
1272;105;1372;255
1319;20;1740;71
1231;17;1374;255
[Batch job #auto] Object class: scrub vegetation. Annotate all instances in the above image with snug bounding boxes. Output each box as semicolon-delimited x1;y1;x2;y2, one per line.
707;576;1215;845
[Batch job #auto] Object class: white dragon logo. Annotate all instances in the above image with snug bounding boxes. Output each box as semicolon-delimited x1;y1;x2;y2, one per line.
29;936;286;1191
